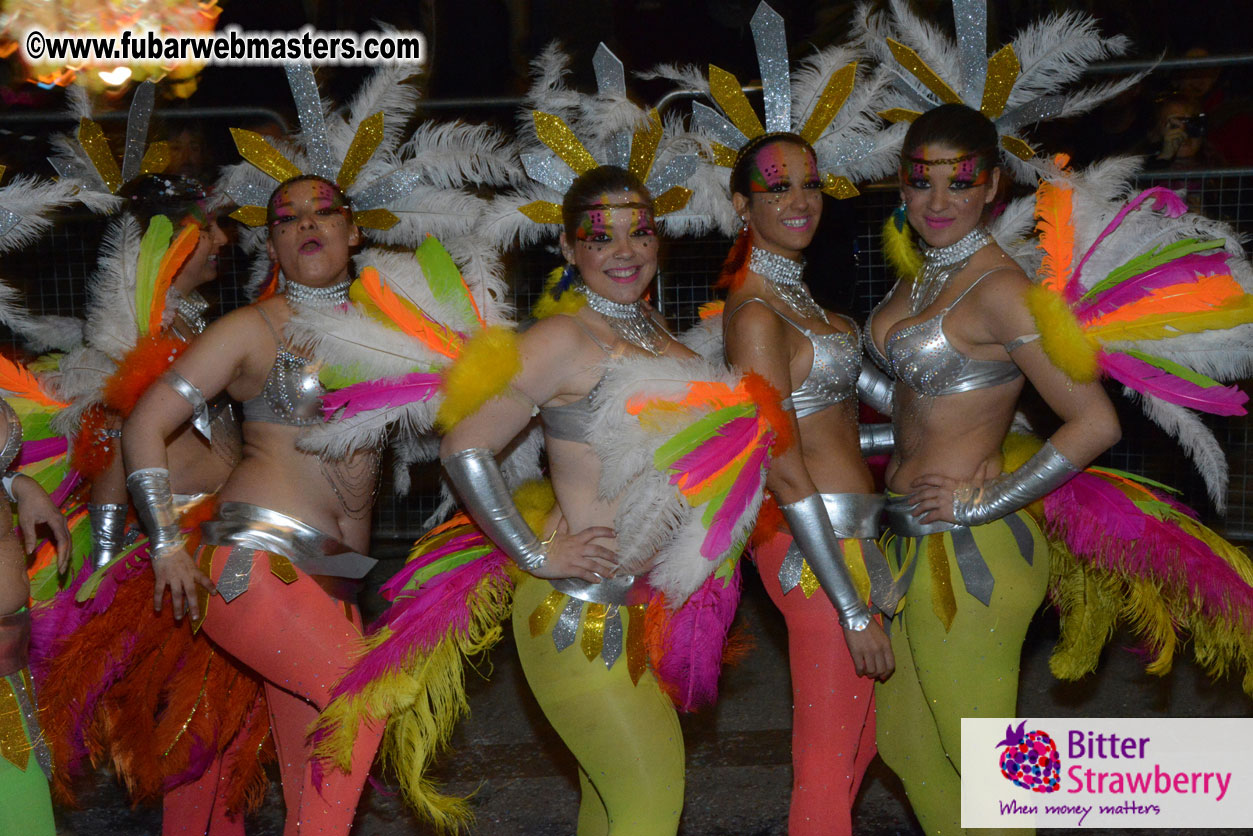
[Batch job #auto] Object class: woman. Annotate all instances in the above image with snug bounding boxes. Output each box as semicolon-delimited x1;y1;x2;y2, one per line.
440;165;693;835
0;397;70;836
123;174;382;836
719;133;893;836
865;104;1121;834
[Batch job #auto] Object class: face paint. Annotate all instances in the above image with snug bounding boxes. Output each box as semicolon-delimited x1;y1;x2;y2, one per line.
573;193;655;244
268;179;350;226
902;148;992;189
748;143;791;192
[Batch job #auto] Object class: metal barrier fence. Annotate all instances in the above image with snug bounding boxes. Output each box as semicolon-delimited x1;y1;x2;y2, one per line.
3;163;1253;541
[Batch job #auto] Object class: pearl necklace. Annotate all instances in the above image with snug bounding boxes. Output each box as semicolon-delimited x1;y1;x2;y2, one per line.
749;247;827;323
909;226;992;315
283;277;352;309
578;285;670;356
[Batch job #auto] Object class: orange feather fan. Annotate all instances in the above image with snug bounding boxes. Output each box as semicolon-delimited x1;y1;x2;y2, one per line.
101;332;187;416
741;371;793;455
356;266;463;359
0;353;65;409
1035;176;1075;293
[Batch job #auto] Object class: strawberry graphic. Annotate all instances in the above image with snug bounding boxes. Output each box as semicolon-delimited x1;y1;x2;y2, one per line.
996;721;1061;793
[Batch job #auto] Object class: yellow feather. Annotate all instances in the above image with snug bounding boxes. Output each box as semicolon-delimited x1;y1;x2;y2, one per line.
532;265;587;320
882;214;922;281
1087;297;1253;343
435;327;522;431
1026;284;1100;382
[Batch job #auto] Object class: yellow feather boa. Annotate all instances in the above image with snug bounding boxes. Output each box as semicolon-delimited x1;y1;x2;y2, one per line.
531;265;586;320
435;326;522;431
1026;285;1100;383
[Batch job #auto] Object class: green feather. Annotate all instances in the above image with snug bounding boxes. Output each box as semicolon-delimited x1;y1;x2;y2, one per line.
653;403;754;470
404;546;495;591
1087;466;1180;495
1118;348;1227;389
1082;237;1223;302
415;236;478;329
134;215;173;336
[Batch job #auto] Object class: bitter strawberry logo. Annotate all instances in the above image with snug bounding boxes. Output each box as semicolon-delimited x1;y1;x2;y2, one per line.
996;720;1061;793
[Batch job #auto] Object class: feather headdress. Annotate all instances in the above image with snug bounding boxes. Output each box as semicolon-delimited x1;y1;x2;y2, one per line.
854;0;1146;183
668;2;904;236
1025;159;1253;509
483;43;704;249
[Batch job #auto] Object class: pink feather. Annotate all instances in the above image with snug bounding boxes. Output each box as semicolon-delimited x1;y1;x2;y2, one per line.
1045;473;1253;628
16;437;67;466
669;415;759;489
320;372;441;420
1076;251;1231;319
380;532;486;600
327;554;512;702
701;446;768;559
1102;351;1248;415
652;561;742;712
1069;187;1190;297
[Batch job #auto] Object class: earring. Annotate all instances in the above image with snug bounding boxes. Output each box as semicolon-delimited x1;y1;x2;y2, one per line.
556;262;578;295
892;201;908;232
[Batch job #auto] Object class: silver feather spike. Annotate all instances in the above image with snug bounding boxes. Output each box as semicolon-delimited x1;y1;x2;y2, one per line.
953;0;988;106
120;81;156;185
594;43;633;169
285;65;337;181
752;2;792;133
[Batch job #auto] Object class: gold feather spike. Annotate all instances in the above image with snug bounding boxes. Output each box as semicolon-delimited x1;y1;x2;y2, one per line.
981;45;1020;120
581;603;608;662
628;110;663;184
799;62;857;146
652;186;693;216
229;128;303;184
139;141;170;177
518;201;564;225
821;174;859;200
78;118;123;194
709;65;766;140
533;112;598;176
1001;135;1036;160
338;112;385;189
886;39;963;106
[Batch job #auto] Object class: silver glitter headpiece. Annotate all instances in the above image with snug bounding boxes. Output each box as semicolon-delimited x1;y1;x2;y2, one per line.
856;0;1146;183
516;43;700;231
685;1;901;213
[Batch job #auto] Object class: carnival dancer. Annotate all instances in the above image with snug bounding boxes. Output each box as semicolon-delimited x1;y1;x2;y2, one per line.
122;173;383;836
668;7;905;831
0;396;71;836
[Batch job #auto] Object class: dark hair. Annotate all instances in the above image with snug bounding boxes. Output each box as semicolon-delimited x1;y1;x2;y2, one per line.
729;132;816;198
119;173;208;228
561;165;653;241
266;174;352;229
900;103;998;168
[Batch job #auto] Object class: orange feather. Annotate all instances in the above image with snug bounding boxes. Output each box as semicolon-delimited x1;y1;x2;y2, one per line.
148;224;200;334
1085;274;1246;328
356;266;463;359
741;371;793;454
102;332;187;415
1035;178;1075;293
0;353;65;408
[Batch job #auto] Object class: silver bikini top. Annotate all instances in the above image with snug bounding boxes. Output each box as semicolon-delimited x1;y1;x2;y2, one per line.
726;298;860;418
538;317;615;444
241;306;323;427
865;269;1024;398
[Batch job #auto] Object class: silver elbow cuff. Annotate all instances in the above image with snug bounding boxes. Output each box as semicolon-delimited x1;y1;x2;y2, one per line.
857;359;894;416
780;494;872;631
442;447;547;572
859;423;894;457
126;468;184;560
160;370;212;441
952;440;1080;525
88;502;129;568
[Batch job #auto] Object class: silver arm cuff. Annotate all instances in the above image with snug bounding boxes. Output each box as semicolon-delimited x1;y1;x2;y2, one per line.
1;472;18;504
160;370;212;441
857;358;895;416
0;398;23;475
859;423;894;457
780;494;872;631
126;467;185;560
442;448;547;572
89;503;129;568
952;440;1080;525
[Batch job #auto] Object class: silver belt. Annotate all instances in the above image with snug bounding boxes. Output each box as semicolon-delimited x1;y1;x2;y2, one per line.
202;502;378;602
778;492;900;614
550;572;653;607
884;494;958;537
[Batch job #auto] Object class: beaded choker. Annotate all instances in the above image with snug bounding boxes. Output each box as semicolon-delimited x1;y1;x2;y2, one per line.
578;285;671;356
174;290;211;334
749;247;827;323
910;226;992;315
283;277;352;308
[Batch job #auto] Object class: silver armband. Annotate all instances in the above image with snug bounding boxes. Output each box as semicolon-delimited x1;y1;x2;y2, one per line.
857;358;895;416
952;440;1080;526
1;472;18;504
442;448;547;572
0;398;23;475
126;467;184;560
859;423;894;457
160;370;212;441
89;503;129;569
780;494;872;631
